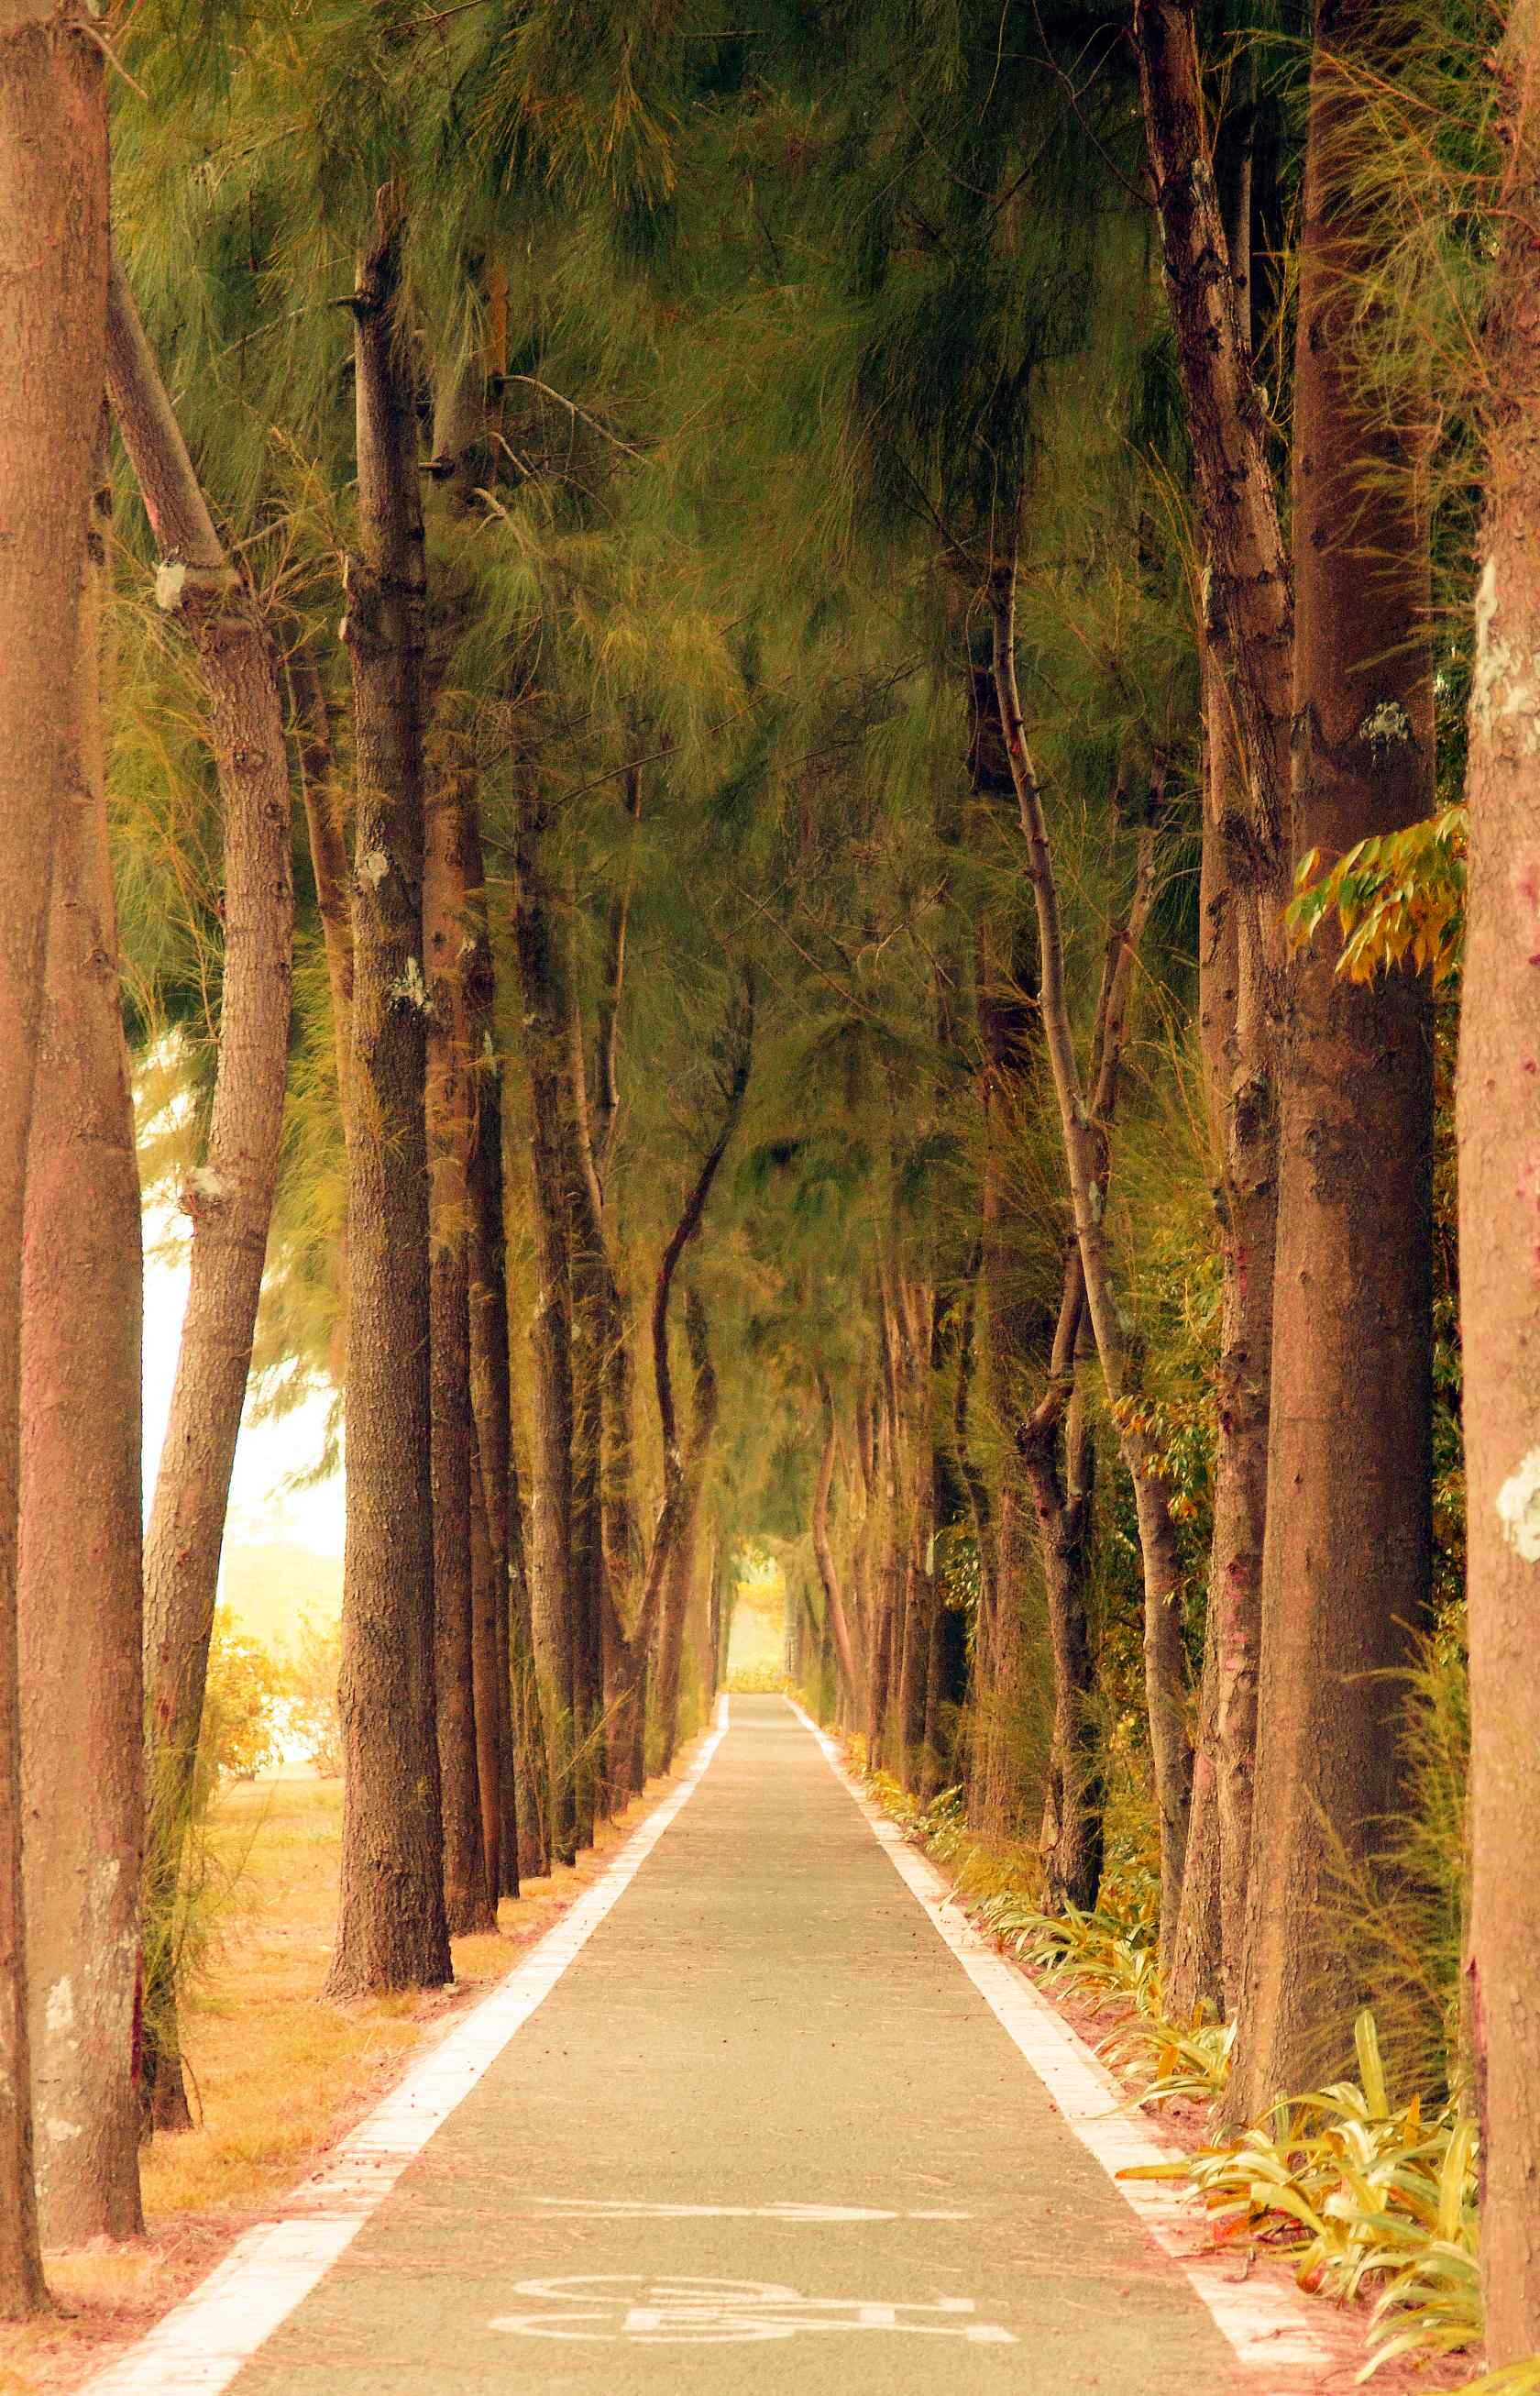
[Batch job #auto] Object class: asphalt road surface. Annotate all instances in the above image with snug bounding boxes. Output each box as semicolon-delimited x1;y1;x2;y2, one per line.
217;1695;1258;2394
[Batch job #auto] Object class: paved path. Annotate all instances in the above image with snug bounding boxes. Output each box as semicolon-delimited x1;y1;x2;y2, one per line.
107;1696;1348;2395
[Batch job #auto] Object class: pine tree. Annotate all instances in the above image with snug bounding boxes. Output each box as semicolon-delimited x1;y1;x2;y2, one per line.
0;0;109;2312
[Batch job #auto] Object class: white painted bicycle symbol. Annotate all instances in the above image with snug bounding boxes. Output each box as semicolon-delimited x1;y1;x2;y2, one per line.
490;2274;1016;2346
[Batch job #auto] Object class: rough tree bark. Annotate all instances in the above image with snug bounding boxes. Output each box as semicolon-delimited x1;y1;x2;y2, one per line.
966;657;1051;1835
705;1550;724;1709
859;1372;880;1741
1172;639;1279;2023
992;571;1192;1959
1459;8;1540;2353
620;996;752;1788
1134;0;1292;862
289;651;355;1122
467;1452;502;1905
461;802;522;1898
1226;6;1435;2118
509;768;580;1862
599;1264;643;1803
500;1099;553;1883
0;0;107;2305
1167;1591;1225;2024
1023;1361;1098;1908
689;1529;721;1712
431;330;540;1883
325;195;451;2000
424;742;494;1935
890;1278;936;1796
564;962;606;1846
811;1373;864;1717
288;654;354;1402
105;253;296;2125
19;423;144;2246
1019;813;1155;1912
971;955;1043;1833
1136;0;1293;2005
867;1285;904;1776
952;1262;1005;1815
422;355;501;1921
654;1290;720;1770
581;792;644;1808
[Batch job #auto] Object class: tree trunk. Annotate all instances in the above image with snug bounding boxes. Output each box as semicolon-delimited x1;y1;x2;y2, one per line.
952;1266;1005;1821
580;773;643;1803
655;1292;719;1770
655;1512;699;1771
573;1121;637;1817
974;1213;1039;1833
991;579;1192;1958
500;1101;551;1883
967;666;1048;1837
868;1297;903;1775
19;422;144;2246
1167;1588;1223;2022
623;996;752;1778
1019;1276;1101;1914
507;1560;544;1883
509;769;580;1862
688;1530;720;1709
706;1549;724;1708
467;1202;513;1907
468;1451;501;1906
424;746;493;1937
811;1375;864;1714
919;1478;948;1807
459;804;527;1895
1134;0;1292;880
1135;2;1295;1994
1459;12;1540;2354
1226;10;1436;2119
325;198;450;2001
716;1567;735;1697
1165;634;1279;2019
564;988;607;1844
423;348;512;1906
848;1397;877;1739
289;651;355;1121
600;1274;644;1802
894;1281;937;1794
105;252;296;2125
1208;653;1276;2016
1021;830;1152;1911
0;0;107;2307
530;927;610;1848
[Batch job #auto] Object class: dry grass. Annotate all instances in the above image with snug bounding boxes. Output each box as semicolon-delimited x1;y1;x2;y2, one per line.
0;1758;685;2395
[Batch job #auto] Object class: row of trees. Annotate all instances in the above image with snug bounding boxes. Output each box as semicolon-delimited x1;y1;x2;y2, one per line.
2;0;1539;2373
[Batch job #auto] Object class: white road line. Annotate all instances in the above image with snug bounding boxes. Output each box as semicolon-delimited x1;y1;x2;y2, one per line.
82;1695;732;2396
786;1698;1366;2392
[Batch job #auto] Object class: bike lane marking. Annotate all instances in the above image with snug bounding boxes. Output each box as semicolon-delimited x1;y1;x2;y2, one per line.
81;1697;734;2396
786;1699;1365;2393
488;2274;1017;2345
